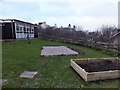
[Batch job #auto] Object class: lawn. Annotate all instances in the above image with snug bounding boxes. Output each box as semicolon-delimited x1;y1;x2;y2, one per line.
2;39;120;88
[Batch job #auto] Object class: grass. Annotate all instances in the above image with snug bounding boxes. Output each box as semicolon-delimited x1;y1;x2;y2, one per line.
2;39;120;88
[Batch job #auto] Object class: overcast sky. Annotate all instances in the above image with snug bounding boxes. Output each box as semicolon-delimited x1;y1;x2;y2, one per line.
0;0;119;31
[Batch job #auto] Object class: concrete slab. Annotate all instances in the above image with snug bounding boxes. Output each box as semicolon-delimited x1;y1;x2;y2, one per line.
41;46;79;56
20;71;37;79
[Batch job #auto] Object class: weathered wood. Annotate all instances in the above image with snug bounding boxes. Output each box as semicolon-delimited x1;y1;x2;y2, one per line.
71;58;120;82
71;60;88;81
87;70;120;81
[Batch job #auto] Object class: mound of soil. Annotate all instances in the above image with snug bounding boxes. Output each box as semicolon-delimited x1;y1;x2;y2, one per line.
75;59;120;72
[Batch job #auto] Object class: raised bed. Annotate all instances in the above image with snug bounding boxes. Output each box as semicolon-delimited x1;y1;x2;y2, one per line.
71;58;120;82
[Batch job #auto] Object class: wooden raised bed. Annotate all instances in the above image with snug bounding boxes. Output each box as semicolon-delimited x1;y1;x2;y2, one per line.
71;57;120;82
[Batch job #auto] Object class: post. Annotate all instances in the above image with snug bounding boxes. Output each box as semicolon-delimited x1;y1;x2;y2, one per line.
117;32;120;58
27;32;30;45
11;20;14;39
0;20;2;89
118;2;120;57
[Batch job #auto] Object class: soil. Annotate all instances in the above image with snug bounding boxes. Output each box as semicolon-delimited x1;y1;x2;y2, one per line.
75;59;120;72
67;46;85;55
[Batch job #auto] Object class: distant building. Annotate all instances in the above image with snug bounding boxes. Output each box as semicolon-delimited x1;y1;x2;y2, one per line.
39;22;49;30
1;19;38;39
68;24;71;30
54;24;57;29
61;25;76;31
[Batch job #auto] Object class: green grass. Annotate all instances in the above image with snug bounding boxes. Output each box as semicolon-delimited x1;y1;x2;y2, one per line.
2;39;120;88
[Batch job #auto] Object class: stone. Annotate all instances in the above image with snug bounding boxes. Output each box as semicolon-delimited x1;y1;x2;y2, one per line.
0;79;7;86
20;71;37;79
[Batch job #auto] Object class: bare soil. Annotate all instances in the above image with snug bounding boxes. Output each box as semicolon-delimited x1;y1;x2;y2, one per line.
67;46;85;55
75;59;120;72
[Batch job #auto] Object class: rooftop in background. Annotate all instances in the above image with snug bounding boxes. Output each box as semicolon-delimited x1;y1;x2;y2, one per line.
0;19;37;26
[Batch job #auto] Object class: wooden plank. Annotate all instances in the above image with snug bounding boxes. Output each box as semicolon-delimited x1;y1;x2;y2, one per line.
71;57;119;61
71;60;88;81
87;70;120;81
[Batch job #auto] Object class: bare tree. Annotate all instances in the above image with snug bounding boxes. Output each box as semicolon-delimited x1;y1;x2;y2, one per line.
98;25;117;42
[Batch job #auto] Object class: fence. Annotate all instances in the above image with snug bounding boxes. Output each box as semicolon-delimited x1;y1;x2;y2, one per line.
40;34;119;56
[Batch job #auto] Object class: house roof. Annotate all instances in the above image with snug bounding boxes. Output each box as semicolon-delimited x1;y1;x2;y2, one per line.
0;19;37;26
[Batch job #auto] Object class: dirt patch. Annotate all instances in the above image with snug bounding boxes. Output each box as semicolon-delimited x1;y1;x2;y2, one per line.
67;46;85;55
75;59;120;72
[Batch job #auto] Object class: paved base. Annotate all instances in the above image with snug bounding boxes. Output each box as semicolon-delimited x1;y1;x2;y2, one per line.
20;71;37;79
41;46;79;56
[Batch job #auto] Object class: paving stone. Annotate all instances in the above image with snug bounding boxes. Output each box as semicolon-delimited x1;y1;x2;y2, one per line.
41;46;79;56
0;79;7;86
20;71;37;79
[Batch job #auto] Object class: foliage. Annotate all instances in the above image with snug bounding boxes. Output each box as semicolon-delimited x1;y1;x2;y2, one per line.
39;25;118;43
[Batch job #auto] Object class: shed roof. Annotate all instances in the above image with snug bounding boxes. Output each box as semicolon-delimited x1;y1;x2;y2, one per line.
0;19;37;26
